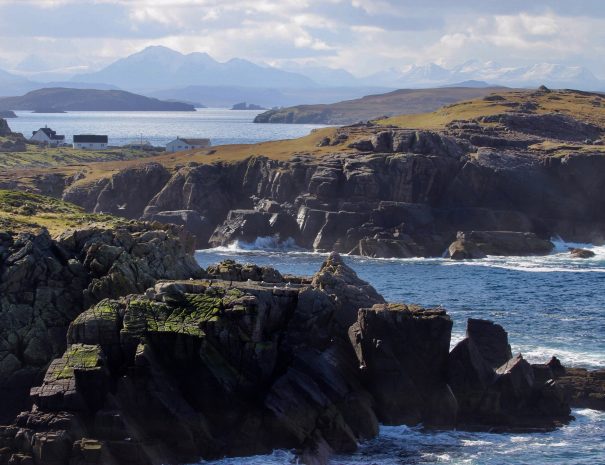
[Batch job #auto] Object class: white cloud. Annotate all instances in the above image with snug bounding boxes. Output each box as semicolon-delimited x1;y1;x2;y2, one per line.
0;0;603;79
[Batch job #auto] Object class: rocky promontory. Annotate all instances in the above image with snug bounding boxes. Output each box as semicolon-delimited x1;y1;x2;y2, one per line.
0;253;585;465
0;200;203;424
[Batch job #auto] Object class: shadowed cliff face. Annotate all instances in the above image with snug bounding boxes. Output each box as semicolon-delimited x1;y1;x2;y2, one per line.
61;93;605;256
0;223;204;423
0;254;577;465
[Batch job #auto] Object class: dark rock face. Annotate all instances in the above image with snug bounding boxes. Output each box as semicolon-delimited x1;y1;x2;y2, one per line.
0;119;12;136
449;319;570;430
61;117;605;258
0;255;577;465
0;223;202;423
143;210;214;247
349;303;456;427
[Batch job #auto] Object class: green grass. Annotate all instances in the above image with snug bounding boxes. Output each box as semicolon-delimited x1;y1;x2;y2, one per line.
0;144;162;169
0;189;126;235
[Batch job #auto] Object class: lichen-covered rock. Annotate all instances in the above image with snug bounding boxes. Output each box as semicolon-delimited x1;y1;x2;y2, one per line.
0;222;203;423
0;260;577;465
311;253;385;329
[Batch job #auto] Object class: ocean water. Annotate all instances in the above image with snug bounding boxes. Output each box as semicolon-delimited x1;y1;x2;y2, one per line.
194;239;605;465
7;109;326;147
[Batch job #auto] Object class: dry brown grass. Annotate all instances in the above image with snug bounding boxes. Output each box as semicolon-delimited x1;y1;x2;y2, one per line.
380;89;605;130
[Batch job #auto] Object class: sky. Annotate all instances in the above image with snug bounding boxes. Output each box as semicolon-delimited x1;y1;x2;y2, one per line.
0;0;604;77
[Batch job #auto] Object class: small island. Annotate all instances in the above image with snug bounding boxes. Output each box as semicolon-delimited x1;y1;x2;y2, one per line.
0;110;17;118
0;88;196;112
231;101;266;110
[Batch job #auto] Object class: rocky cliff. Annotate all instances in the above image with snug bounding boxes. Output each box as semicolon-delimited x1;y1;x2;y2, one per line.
0;221;203;424
0;254;579;465
63;91;605;257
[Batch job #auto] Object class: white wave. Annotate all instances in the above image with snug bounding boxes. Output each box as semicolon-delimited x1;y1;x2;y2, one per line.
197;236;316;254
197;450;298;464
518;345;605;369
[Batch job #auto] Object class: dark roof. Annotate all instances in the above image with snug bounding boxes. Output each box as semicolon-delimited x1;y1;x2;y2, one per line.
33;127;65;141
73;135;108;143
179;138;210;146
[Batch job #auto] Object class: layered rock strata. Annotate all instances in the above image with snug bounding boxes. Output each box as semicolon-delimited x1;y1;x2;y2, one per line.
0;254;578;465
0;223;203;423
62;110;605;257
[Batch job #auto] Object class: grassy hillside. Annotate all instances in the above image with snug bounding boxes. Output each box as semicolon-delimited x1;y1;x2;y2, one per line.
0;141;163;169
3;88;605;195
254;87;505;124
0;189;124;235
381;88;605;129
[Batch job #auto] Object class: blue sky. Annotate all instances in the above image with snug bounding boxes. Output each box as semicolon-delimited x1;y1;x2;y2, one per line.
1;0;604;77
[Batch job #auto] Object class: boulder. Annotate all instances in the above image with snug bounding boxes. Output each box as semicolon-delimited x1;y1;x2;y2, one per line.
447;239;487;260
455;231;554;256
569;247;595;259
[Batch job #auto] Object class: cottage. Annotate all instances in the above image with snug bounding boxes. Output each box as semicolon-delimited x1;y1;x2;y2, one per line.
73;135;108;150
30;127;65;147
166;137;210;153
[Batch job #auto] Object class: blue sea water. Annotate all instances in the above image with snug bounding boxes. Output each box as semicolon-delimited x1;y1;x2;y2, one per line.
194;239;605;465
7;109;326;147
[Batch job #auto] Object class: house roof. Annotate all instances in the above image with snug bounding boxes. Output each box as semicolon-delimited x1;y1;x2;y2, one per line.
33;127;65;141
73;135;108;143
176;138;210;146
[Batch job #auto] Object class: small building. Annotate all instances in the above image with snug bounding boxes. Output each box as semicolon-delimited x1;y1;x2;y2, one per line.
30;127;65;147
73;135;108;150
166;137;210;153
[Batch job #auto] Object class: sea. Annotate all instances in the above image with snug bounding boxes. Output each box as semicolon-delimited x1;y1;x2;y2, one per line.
7;108;325;147
194;240;605;465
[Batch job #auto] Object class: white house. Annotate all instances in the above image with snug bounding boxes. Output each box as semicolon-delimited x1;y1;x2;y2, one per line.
30;127;65;147
73;135;108;150
166;137;210;153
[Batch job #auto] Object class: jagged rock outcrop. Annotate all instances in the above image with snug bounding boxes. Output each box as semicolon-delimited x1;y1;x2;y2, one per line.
0;223;203;423
448;320;570;430
0;254;577;465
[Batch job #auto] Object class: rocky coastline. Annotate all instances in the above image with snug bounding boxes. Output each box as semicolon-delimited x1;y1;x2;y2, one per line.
52;92;605;259
0;250;601;465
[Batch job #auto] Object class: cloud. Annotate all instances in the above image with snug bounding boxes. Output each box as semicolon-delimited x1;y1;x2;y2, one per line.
0;0;603;79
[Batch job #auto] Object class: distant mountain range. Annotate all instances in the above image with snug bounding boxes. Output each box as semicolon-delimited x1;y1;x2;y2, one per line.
73;46;316;91
0;46;603;107
362;60;603;90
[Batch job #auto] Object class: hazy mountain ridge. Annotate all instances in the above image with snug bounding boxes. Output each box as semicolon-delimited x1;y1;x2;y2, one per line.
0;46;603;107
73;46;317;91
365;60;603;89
